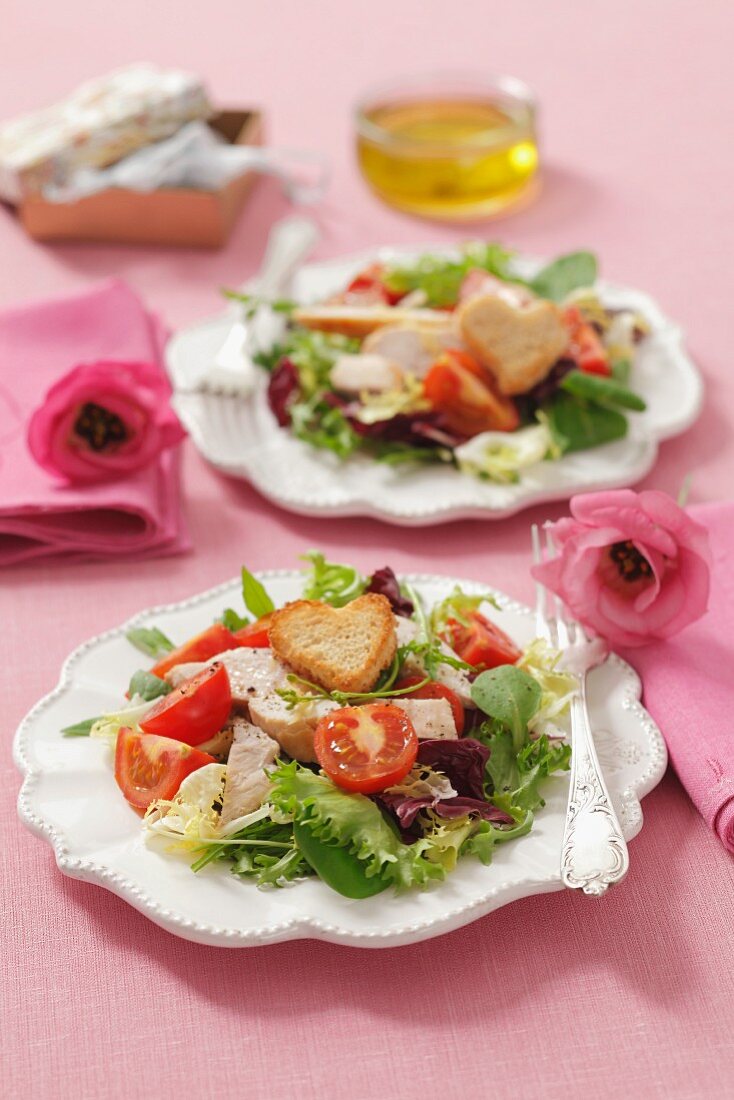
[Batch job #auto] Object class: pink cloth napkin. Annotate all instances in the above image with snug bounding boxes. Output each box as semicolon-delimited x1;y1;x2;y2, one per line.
0;279;190;565
628;500;734;852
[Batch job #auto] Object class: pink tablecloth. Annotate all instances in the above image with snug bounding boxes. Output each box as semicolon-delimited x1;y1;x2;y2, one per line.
2;2;734;1098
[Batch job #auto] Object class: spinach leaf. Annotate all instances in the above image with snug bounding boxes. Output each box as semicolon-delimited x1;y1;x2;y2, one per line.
560;369;646;411
542;391;628;453
530;251;597;301
293;820;389;898
471;666;542;753
241;567;275;619
125;626;175;659
128;669;172;702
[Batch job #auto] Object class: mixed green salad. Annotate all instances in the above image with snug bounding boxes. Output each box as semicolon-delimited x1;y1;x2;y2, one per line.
65;554;576;899
230;243;649;483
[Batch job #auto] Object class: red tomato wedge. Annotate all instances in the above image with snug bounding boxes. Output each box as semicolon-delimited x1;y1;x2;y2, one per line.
441;611;521;672
423;353;520;437
140;662;232;746
344;263;404;306
233;613;273;648
394;676;465;736
562;306;611;376
314;704;418;794
114;726;216;812
150;623;241;679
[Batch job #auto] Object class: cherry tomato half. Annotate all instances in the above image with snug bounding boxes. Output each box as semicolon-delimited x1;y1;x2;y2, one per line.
423;354;520;437
344;264;404;306
233;613;273;648
441;611;521;672
562;306;611;376
394;676;465;736
140;662;232;746
150;623;241;679
314;703;418;794
114;726;216;812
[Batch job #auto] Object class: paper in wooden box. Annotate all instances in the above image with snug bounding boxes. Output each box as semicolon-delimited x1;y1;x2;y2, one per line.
18;110;263;248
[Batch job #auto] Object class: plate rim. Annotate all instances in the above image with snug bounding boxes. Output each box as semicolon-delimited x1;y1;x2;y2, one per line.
167;244;703;525
14;569;668;948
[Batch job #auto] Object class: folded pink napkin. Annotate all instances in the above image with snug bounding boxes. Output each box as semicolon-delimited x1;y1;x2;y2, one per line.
627;500;734;852
0;279;190;565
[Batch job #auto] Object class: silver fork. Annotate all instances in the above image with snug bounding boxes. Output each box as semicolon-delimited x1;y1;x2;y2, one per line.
532;524;629;896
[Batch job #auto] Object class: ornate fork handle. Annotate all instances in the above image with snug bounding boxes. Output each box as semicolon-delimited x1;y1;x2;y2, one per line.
561;674;629;896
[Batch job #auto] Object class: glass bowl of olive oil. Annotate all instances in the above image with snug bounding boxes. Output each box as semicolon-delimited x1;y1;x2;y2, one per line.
355;73;539;221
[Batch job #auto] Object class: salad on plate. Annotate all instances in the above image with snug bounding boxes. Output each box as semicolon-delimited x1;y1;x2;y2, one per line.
236;243;649;484
66;554;577;899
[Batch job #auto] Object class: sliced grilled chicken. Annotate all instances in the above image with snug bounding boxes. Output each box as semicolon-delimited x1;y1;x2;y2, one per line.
395;617;474;707
362;323;461;379
330;353;404;395
387;698;457;740
248;694;339;763
165;648;286;705
219;717;278;827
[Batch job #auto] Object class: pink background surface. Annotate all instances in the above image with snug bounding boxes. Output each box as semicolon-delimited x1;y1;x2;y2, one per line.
2;2;734;1097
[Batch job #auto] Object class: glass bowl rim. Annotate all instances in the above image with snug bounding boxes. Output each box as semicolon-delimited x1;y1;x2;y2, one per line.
354;71;537;150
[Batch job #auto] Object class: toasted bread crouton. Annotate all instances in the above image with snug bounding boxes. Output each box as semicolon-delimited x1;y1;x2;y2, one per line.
458;295;568;396
292;304;451;339
269;594;397;695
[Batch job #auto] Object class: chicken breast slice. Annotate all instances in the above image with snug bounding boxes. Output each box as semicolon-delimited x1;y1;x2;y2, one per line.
395;616;475;708
330;353;404;395
248;694;339;763
165;647;288;704
387;698;457;740
362;323;462;379
219;717;278;827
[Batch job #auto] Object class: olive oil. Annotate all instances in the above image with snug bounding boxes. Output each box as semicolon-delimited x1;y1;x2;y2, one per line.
356;97;539;221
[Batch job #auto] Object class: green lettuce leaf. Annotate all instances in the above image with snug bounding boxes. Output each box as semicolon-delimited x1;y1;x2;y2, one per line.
301;551;366;607
125;626;174;659
382;243;522;308
268;761;444;891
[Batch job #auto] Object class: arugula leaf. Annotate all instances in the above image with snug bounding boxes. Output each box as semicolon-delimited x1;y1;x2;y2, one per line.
125;626;174;659
61;716;100;738
269;762;444;890
128;669;172;702
382;243;523;308
560;370;646;411
542;391;628;454
241;567;275;619
221;288;297;319
471;666;542;753
218;607;250;631
301;551;366;607
530;251;597;301
430;585;500;635
191;815;312;886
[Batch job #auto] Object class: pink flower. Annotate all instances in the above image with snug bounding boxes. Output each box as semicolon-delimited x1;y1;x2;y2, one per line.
27;360;186;484
531;489;711;647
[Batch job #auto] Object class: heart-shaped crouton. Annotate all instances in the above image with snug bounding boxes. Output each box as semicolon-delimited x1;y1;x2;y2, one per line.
459;295;569;395
269;594;397;694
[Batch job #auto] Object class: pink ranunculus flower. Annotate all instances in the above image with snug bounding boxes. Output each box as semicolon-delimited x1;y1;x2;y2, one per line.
27;360;186;484
531;489;711;647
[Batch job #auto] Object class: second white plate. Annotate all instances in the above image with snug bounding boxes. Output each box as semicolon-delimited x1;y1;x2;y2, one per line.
167;247;702;525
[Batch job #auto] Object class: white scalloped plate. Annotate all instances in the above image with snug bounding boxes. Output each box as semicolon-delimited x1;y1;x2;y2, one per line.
167;247;702;525
14;571;667;948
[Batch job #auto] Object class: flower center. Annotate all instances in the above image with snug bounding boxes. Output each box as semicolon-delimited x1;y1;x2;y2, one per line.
73;402;128;452
608;540;653;583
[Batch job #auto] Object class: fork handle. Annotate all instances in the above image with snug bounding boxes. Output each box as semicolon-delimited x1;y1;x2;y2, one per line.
561;676;629;896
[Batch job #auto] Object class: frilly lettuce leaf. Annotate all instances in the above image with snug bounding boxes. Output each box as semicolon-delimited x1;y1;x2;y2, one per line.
429;584;499;635
454;423;554;483
301;550;365;607
517;639;578;733
89;696;156;745
268;761;444;890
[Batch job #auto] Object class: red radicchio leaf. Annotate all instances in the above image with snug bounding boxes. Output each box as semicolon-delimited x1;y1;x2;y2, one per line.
431;797;514;824
365;566;414;617
416;738;490;801
349;411;466;449
267;358;301;426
